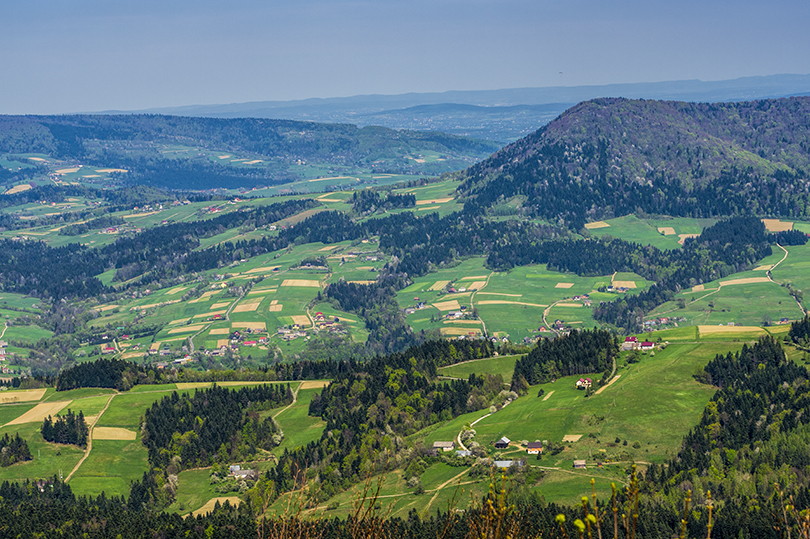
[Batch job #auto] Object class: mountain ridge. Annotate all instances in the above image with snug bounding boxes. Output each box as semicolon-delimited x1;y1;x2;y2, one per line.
458;96;810;227
95;74;810;143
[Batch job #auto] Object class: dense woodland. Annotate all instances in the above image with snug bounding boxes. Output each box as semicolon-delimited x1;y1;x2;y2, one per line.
0;434;32;467
41;409;89;447
460;97;810;228
142;384;292;472
511;329;618;390
55;358;161;391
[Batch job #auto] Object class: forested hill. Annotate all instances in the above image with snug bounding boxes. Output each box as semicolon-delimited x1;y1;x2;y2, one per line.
459;96;810;227
0;114;499;189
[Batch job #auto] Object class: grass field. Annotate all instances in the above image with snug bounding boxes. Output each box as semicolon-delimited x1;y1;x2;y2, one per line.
270;386;327;456
587;215;716;250
396;258;652;342
437;354;521;382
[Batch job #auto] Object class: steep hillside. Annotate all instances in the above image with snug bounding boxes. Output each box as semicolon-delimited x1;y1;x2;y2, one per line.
459;97;810;227
0;115;498;189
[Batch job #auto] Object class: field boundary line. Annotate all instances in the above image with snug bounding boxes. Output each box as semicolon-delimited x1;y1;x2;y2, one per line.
767;244;806;316
422;467;470;515
272;382;303;421
65;391;117;482
469;271;494;337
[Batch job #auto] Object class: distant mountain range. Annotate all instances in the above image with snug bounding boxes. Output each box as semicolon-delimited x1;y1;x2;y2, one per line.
458;96;810;227
104;74;810;143
0;115;498;190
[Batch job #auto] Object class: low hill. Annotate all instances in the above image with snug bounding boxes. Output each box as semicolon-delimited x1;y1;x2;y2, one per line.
459;96;810;227
0;115;499;190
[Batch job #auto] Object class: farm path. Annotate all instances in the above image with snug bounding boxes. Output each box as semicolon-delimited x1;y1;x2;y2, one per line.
594;374;621;395
422;467;470;515
543;300;564;335
456;400;513;451
768;244;806;316
65;391;117;482
469;271;495;336
272;382;303;421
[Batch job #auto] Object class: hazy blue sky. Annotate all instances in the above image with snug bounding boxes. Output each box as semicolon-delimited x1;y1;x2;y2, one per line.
2;0;809;113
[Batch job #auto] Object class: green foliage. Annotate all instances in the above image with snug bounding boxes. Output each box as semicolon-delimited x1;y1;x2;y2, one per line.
41;409;89;447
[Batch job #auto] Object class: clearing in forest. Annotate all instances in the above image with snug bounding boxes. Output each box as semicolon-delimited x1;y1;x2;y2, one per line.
678;233;700;244
299;380;331;390
191;497;242;517
762;219;793;232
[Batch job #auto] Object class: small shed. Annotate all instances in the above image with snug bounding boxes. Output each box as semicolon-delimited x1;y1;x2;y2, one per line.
494;459;525;469
433;441;455;452
573;460;587;469
494;436;511;449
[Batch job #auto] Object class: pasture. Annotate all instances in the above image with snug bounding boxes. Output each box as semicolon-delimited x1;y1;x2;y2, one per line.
587;214;716;249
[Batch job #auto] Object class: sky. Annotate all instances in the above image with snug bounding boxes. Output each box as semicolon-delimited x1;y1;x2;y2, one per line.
2;0;809;114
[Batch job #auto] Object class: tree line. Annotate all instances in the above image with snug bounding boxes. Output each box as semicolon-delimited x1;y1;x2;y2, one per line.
41;409;89;447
